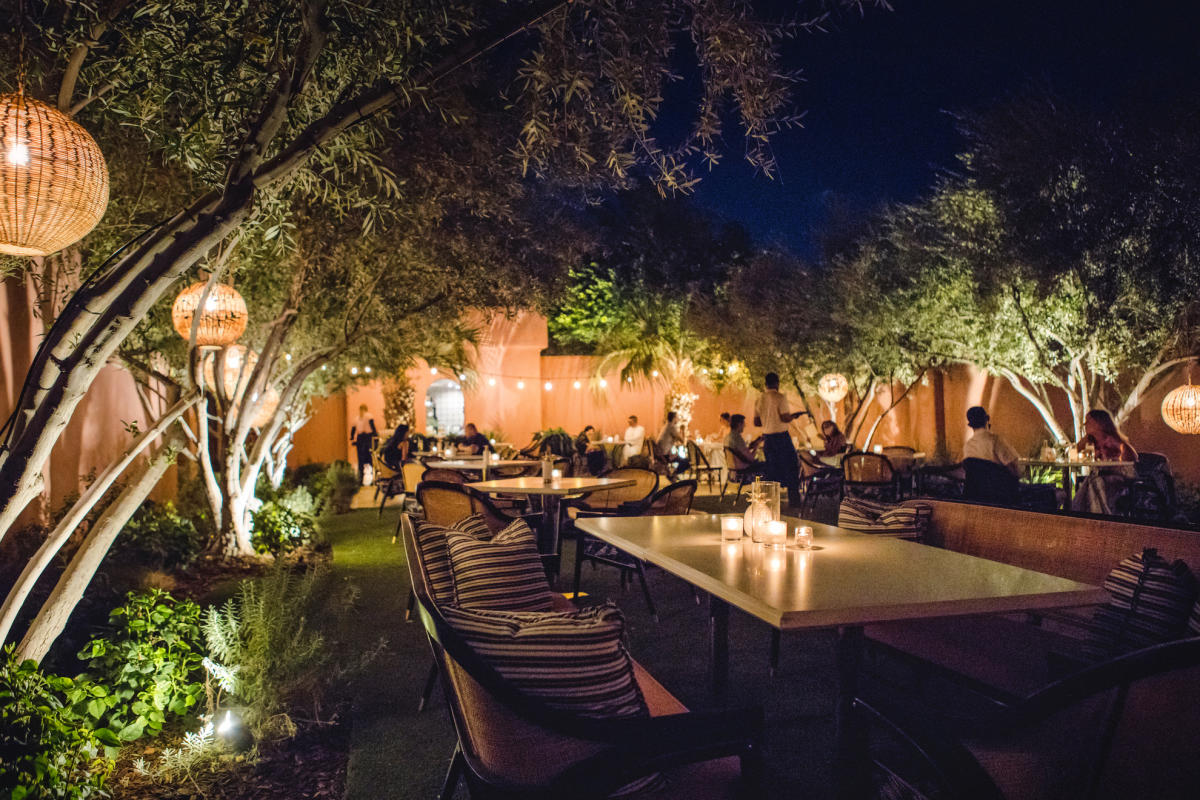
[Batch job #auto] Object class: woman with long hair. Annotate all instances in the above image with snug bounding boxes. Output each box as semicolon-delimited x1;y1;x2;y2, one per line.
1073;409;1137;514
818;419;847;458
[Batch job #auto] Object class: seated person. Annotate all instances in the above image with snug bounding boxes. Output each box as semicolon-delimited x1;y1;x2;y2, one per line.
724;414;765;475
380;423;409;470
962;406;1019;476
623;415;646;463
576;425;606;474
1072;409;1138;514
459;422;493;455
818;420;847;457
655;411;690;477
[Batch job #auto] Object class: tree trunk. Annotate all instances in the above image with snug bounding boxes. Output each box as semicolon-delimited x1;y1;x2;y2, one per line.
0;395;197;646
16;435;180;661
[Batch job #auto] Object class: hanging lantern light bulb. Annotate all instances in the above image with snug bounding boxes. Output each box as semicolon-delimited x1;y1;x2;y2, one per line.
0;93;109;256
172;282;248;347
1162;373;1200;435
817;373;849;404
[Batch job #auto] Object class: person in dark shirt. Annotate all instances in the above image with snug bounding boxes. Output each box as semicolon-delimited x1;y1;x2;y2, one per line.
380;424;409;470
460;422;493;455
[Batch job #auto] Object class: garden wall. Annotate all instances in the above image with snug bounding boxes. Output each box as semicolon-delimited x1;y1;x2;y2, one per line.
290;312;1200;490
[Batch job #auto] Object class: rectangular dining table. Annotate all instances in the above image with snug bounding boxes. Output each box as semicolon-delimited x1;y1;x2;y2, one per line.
574;513;1105;797
468;476;637;577
1018;458;1134;505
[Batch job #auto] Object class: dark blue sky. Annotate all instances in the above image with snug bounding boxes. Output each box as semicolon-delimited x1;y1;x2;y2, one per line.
688;0;1200;256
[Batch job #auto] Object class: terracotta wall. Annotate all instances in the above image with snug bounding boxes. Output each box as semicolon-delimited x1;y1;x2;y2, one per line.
0;274;161;528
287;311;1200;486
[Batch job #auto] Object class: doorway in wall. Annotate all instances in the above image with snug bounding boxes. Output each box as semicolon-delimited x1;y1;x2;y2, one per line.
426;379;465;436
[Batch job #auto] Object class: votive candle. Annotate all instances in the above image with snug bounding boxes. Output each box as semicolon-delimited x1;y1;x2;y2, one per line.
794;525;813;550
721;516;743;541
550;468;562;481
764;519;788;548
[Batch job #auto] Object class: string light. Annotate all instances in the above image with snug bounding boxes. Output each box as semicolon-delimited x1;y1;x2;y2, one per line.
364;366;372;374
350;367;359;375
487;377;496;386
430;367;438;375
573;380;582;389
516;380;525;390
543;381;553;391
651;369;659;377
599;379;608;388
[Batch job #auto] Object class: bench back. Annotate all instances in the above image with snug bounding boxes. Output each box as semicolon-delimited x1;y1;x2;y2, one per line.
909;500;1200;585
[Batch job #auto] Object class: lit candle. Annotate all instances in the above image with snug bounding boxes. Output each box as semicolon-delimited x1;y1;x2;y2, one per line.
873;444;883;454
491;452;500;463
550;468;562;481
764;519;787;548
794;525;813;550
720;516;743;541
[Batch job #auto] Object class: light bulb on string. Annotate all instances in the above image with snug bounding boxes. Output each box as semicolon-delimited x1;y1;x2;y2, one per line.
544;381;553;392
516;380;525;390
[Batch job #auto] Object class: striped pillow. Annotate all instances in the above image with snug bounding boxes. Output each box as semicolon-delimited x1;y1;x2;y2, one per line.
413;514;493;606
838;497;932;539
1083;548;1198;662
441;603;663;795
446;519;556;611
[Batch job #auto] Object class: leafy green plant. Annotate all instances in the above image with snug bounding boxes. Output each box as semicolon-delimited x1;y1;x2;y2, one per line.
250;502;318;556
0;645;115;800
202;566;379;739
108;500;204;569
75;590;206;742
318;460;359;515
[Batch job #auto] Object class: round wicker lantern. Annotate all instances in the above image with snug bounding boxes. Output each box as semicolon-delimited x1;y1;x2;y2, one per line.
172;282;248;347
1162;380;1200;435
817;373;849;404
0;93;109;256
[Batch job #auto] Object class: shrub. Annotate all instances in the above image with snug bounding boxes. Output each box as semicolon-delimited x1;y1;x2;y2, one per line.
108;501;204;569
202;566;379;738
250;502;318;556
0;645;115;800
318;460;358;515
75;590;206;742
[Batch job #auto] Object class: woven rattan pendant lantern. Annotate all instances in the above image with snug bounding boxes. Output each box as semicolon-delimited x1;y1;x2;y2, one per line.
817;373;849;404
0;93;109;256
172;282;249;347
1162;375;1200;435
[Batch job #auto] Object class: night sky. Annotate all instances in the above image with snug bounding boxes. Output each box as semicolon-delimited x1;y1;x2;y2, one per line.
689;0;1200;257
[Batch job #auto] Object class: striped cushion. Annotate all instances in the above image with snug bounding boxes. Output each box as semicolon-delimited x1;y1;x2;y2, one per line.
1083;548;1198;661
414;514;493;606
838;497;932;539
446;519;556;611
441;604;662;795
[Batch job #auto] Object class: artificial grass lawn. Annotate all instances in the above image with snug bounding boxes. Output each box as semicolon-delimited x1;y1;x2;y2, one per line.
325;507;845;800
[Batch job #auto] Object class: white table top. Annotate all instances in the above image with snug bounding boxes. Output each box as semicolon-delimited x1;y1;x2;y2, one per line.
574;514;1105;630
468;476;637;497
1019;459;1134;469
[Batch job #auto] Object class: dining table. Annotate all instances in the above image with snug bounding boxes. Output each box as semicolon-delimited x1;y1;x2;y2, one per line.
425;457;540;478
1018;458;1135;505
574;512;1105;798
467;476;637;577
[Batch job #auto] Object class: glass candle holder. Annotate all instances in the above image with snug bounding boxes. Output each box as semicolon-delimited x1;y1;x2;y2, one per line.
873;444;883;454
764;519;788;548
550;468;562;481
720;515;743;541
491;452;501;463
794;525;814;550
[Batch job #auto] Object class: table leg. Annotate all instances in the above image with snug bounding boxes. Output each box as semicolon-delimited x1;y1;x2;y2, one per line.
834;625;868;800
709;595;730;694
540;495;563;582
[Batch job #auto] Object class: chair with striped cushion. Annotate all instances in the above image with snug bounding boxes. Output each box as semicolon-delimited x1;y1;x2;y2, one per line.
838;497;932;540
401;514;765;800
843;452;898;501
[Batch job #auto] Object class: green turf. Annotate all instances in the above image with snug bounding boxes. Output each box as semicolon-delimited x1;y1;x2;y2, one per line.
325;507;848;799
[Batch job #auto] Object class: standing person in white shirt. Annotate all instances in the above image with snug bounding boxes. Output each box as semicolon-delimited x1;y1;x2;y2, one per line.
754;372;806;507
962;406;1020;476
622;415;646;464
655;411;690;477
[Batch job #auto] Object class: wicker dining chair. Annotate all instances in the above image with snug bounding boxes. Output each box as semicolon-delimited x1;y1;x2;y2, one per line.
687;441;722;491
370;448;404;517
400;513;765;800
843;452;898;501
718;447;758;504
572;480;698;618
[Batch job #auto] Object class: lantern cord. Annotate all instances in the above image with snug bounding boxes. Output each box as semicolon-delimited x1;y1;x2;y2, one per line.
15;0;26;96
